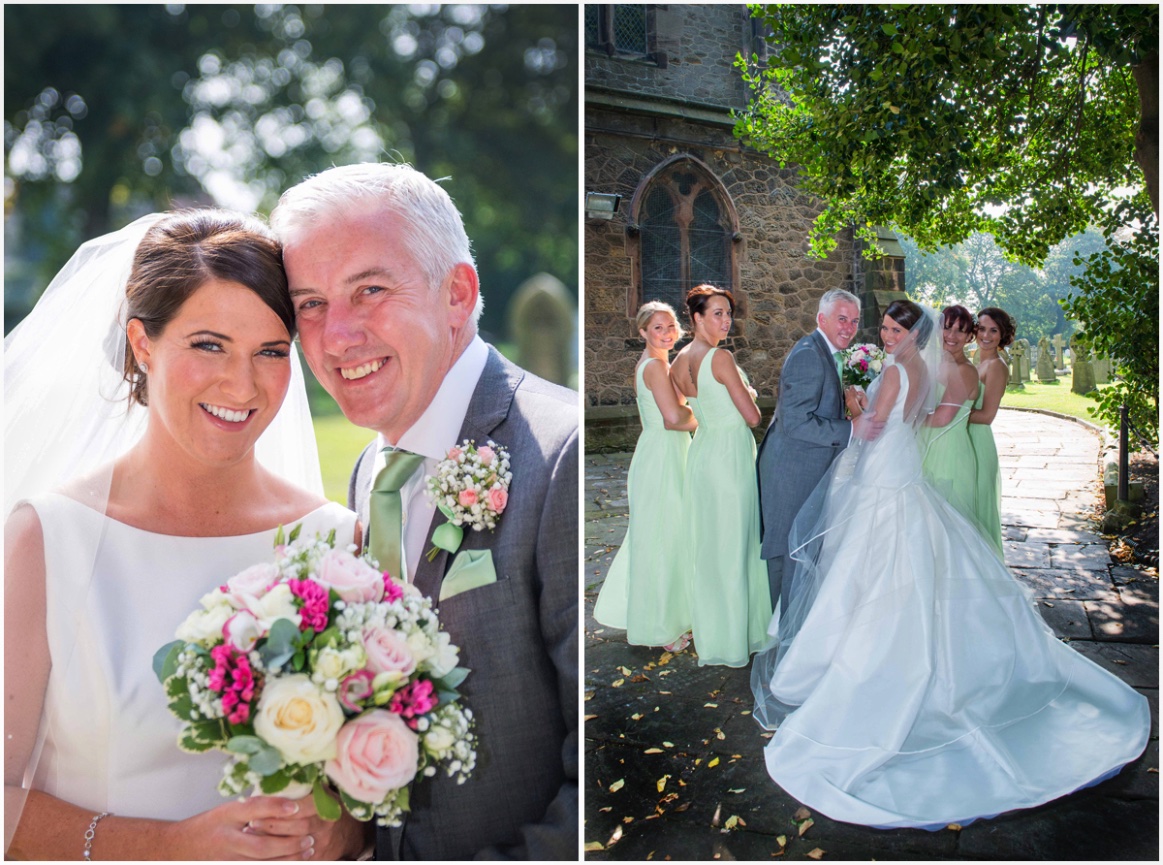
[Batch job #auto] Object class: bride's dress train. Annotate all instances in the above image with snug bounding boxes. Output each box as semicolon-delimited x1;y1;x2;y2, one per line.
751;359;1149;829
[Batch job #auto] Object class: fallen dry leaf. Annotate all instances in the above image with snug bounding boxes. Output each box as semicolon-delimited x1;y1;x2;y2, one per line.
630;674;650;683
947;823;962;831
660;792;679;806
583;841;604;852
599;806;612;813
657;774;670;793
607;826;623;846
608;778;625;793
798;817;814;837
619;666;632;676
659;651;674;665
663;741;675;748
776;835;787;848
793;807;812;821
674;802;691;813
716;729;727;740
623;816;634;824
631;713;644;721
806;848;825;860
1148;768;1159;774
611;678;625;687
584;714;598;722
704;702;719;708
708;757;720;768
724;815;739;831
712;803;722;827
644;747;664;754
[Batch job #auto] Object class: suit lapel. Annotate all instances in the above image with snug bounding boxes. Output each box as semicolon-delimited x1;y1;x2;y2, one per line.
812;331;844;405
410;346;521;604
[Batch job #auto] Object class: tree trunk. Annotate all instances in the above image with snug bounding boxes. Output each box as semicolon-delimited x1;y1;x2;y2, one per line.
1132;51;1158;217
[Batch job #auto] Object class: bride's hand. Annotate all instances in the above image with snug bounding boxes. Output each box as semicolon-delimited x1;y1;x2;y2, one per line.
247;793;370;860
163;797;318;860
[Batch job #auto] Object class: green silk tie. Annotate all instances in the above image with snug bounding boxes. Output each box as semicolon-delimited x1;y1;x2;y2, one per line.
833;349;844;382
369;448;425;582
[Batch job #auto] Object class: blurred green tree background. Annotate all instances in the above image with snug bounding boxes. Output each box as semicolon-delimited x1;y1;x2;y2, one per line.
4;3;577;346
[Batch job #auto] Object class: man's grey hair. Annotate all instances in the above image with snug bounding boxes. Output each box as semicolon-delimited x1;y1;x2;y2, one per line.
270;162;483;323
818;288;860;316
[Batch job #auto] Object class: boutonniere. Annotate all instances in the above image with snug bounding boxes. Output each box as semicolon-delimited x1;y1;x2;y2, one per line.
425;439;512;560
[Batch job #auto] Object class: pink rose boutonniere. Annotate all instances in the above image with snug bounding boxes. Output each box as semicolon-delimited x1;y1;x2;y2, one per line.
425;439;513;559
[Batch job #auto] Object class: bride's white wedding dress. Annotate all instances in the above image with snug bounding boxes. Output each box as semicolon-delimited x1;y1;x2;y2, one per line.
751;358;1149;829
29;494;356;820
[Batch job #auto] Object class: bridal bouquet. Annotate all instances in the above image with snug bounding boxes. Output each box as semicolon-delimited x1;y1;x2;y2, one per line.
841;343;886;389
153;526;477;827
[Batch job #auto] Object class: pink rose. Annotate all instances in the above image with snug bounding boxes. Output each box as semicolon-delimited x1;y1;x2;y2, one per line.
223;611;262;651
315;550;384;603
224;563;280;606
458;489;478;508
338;670;375;712
361;626;416;677
487;486;508;514
324;711;419;804
447;446;463;461
476;446;495;466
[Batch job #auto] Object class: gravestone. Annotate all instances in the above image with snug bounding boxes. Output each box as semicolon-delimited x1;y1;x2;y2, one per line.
1011;339;1030;384
1052;333;1066;370
1036;335;1058;382
508;272;575;386
1070;335;1097;395
1092;353;1110;384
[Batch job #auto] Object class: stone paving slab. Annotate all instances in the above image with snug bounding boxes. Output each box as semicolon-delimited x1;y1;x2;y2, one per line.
584;409;1158;860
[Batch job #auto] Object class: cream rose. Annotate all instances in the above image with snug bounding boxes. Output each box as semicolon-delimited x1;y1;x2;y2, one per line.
315;549;384;602
426;631;460;679
324;710;419;804
362;627;416;677
223;611;262;651
423;725;456;754
253;674;345;765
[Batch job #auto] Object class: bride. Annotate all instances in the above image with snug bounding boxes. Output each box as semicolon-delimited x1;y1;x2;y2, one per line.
751;300;1150;829
5;211;367;859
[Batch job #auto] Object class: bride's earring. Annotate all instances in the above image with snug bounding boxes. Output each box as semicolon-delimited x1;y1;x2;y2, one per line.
140;361;149;374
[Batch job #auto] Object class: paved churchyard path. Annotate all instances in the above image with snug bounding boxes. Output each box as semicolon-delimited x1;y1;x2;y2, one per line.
584;409;1159;861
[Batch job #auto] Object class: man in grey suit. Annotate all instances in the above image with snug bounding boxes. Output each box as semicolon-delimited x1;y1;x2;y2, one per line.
757;289;882;617
271;164;577;860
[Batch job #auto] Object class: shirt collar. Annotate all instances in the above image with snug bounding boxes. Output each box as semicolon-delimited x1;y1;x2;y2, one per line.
815;328;842;356
375;335;489;461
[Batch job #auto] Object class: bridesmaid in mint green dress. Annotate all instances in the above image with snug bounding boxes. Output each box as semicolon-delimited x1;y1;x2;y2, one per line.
918;305;980;527
967;307;1015;556
670;285;772;667
594;302;698;648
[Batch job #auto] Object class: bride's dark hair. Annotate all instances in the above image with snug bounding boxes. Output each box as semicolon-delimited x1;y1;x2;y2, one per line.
885;299;933;349
123;210;291;406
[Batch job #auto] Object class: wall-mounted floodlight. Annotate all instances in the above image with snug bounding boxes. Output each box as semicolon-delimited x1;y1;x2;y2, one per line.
585;191;622;222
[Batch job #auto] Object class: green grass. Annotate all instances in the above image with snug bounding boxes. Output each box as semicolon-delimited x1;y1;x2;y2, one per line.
313;413;376;505
1001;370;1110;429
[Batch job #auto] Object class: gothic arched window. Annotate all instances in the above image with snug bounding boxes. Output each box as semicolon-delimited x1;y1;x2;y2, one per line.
633;158;736;314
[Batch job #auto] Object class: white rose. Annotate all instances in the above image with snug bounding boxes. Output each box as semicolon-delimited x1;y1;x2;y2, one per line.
314;646;363;683
223;611;262;651
427;631;460;679
249;583;301;631
405;631;435;666
176;604;233;646
424;725;456;754
254;674;345;765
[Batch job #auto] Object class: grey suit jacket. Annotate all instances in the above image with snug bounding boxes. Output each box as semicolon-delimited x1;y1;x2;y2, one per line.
757;330;851;559
351;346;578;861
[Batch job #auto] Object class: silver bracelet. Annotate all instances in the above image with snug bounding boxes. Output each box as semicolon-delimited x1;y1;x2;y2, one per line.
81;811;109;860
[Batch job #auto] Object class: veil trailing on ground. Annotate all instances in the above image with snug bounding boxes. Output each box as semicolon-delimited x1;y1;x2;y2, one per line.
3;214;322;851
751;304;942;729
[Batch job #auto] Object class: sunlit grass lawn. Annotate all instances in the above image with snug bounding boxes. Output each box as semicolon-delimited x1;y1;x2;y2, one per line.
313;413;375;505
1001;369;1110;429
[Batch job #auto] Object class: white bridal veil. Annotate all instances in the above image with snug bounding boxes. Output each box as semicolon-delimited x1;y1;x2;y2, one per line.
3;213;323;850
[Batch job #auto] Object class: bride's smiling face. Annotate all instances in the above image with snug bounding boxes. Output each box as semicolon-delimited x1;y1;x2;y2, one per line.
128;278;293;467
880;314;910;355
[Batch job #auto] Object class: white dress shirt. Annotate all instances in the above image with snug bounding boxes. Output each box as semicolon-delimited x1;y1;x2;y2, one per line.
369;336;489;581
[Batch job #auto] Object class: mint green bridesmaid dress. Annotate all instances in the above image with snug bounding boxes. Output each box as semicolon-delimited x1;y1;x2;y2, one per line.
967;382;1005;556
594;359;693;646
684;348;771;667
918;383;979;528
